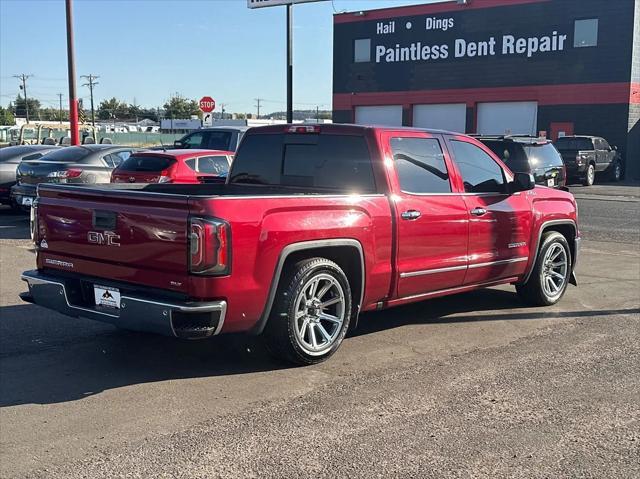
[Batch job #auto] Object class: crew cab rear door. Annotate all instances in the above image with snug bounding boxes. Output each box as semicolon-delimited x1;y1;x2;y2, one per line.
381;130;468;298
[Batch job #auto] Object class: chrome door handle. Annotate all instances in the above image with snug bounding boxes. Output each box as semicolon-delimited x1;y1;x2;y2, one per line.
401;210;421;220
470;207;487;216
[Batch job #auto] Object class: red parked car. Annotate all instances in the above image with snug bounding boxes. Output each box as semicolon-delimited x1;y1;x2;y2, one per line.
23;124;580;365
111;149;233;184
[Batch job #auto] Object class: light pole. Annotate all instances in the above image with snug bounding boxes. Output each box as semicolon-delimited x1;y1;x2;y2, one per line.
65;0;79;145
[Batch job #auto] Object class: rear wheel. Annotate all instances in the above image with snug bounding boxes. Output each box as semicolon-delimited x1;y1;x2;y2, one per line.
263;257;352;366
582;163;595;186
517;231;571;306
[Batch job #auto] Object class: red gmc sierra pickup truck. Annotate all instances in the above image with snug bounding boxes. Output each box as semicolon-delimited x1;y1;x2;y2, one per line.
22;124;580;365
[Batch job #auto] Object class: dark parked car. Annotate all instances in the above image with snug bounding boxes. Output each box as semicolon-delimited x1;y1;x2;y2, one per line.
11;144;137;209
554;135;622;186
476;136;566;189
172;126;248;152
0;145;60;209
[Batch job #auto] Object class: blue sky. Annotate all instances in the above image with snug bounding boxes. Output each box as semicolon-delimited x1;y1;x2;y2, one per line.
0;0;433;114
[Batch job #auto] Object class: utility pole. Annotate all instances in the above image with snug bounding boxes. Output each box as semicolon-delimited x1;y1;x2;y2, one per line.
316;105;319;122
254;98;262;118
81;74;99;127
13;74;32;123
58;93;64;124
65;0;79;145
286;4;293;123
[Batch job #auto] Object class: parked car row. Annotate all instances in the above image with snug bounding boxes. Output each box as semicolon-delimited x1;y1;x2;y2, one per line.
0;126;247;211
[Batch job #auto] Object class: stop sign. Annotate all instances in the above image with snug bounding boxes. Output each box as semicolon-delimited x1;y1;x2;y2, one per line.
199;96;216;113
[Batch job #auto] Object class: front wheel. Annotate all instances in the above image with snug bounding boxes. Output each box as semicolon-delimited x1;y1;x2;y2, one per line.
263;257;352;366
582;164;595;186
516;231;572;306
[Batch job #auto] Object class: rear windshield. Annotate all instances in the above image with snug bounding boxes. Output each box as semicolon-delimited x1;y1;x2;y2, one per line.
481;140;530;172
37;146;92;163
119;155;175;172
555;137;593;150
229;133;376;192
523;143;564;168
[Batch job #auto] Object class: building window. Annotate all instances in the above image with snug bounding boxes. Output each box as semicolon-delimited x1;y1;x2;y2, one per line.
574;19;598;47
354;38;371;63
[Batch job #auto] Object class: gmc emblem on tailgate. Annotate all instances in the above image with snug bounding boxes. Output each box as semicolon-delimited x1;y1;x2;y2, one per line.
88;231;121;247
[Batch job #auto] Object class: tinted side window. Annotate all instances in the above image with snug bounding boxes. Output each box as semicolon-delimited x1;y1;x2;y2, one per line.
450;140;505;193
197;156;229;175
229;134;282;185
185;158;197;171
204;131;233;150
390;137;451;193
183;133;205;148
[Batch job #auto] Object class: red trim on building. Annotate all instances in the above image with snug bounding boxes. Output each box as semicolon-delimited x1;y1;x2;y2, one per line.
334;0;551;24
333;83;635;109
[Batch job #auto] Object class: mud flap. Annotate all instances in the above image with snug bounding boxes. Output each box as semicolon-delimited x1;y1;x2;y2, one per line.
569;270;578;286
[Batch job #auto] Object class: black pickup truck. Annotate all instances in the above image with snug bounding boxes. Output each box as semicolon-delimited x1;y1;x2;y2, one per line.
554;135;622;186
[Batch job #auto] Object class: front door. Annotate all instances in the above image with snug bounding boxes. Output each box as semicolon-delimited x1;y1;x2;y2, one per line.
445;138;533;285
384;132;469;298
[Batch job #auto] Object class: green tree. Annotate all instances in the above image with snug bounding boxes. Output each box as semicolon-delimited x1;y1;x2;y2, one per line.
163;93;200;119
11;95;40;119
97;97;128;120
0;106;15;125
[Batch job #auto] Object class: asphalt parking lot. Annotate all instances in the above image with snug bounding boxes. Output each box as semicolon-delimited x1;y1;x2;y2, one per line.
1;183;638;478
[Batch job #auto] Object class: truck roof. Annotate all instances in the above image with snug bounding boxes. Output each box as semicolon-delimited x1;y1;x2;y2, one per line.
246;123;462;136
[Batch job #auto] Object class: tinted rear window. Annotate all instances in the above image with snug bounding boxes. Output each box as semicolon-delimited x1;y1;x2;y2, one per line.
523;144;564;168
481;140;530;172
119;155;175;172
229;133;376;192
555;138;593;150
38;146;92;163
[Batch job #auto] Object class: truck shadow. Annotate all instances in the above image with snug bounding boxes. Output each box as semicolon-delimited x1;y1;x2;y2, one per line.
0;293;637;407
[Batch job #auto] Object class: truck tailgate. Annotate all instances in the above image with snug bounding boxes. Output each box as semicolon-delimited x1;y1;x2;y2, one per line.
36;185;191;294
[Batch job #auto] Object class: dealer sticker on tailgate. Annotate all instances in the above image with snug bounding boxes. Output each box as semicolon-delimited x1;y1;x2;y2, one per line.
94;285;121;309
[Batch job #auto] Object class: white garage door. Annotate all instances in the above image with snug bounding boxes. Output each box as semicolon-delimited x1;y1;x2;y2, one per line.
413;103;467;133
477;101;538;136
355;105;403;126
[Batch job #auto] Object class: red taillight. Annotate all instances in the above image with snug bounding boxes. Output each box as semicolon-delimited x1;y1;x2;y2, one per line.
286;125;320;134
189;217;230;275
65;168;83;178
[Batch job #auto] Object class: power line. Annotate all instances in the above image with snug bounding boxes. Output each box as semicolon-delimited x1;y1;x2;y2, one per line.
13;74;32;123
81;74;99;127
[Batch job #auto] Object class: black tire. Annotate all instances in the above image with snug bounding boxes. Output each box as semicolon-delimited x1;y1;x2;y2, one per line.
263;257;352;366
582;163;595;186
609;160;622;182
516;231;572;306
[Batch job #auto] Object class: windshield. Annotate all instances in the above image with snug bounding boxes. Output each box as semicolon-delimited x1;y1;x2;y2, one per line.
119;155;175;172
523;143;564;168
555;137;593;150
37;146;92;163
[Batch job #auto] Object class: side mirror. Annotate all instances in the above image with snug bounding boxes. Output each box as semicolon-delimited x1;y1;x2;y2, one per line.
613;145;618;151
510;172;535;193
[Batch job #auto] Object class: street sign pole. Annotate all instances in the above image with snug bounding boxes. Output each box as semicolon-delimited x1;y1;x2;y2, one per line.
65;0;79;146
286;3;293;123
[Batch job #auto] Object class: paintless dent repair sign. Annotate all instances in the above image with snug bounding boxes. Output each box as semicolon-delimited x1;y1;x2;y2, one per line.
374;17;568;63
247;0;326;8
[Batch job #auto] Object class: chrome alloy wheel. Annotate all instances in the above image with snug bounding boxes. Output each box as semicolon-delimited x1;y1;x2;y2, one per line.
293;273;346;356
541;243;568;298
